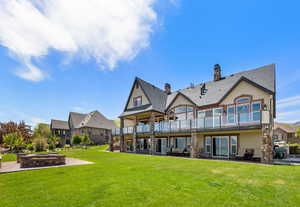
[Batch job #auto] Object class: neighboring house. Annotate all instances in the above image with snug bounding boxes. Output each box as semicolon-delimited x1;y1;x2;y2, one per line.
273;122;299;144
112;64;276;162
50;120;71;145
50;110;116;145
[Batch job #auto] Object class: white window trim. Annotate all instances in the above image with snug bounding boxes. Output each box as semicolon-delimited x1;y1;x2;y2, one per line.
251;101;262;122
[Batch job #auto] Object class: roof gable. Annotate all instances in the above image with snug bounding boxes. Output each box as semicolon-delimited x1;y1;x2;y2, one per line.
121;77;167;117
166;92;196;111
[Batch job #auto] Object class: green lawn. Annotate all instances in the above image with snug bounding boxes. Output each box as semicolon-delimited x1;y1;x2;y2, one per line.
1;146;300;207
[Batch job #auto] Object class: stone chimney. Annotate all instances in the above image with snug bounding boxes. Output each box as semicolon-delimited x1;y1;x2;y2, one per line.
214;64;222;81
164;83;171;94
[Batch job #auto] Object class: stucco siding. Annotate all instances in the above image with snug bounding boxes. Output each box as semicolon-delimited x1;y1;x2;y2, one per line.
238;131;262;158
168;94;195;110
221;80;272;109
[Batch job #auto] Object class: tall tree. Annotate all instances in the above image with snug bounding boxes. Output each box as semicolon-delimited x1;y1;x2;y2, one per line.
0;121;31;144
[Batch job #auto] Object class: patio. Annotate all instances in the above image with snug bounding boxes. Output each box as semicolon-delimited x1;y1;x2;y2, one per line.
0;157;93;174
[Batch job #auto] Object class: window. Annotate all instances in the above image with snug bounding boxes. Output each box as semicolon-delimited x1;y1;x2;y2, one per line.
252;102;261;122
205;136;211;153
230;136;237;154
133;96;142;107
173;106;194;120
186;112;193;120
236;97;250;104
227;106;235;124
174;107;187;113
237;104;250;123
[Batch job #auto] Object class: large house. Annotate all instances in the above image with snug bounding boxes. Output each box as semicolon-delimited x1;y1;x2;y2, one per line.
51;111;116;145
112;64;276;163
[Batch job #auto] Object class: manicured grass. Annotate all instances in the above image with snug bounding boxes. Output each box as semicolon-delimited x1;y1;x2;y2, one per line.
1;153;16;162
1;147;300;207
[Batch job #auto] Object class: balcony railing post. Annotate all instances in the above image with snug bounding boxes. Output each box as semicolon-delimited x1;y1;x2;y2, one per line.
219;115;222;129
204;117;206;129
179;120;181;132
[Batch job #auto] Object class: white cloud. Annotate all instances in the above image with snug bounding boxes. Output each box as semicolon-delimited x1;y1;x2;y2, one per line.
72;106;85;113
29;117;47;126
0;0;160;81
276;110;300;123
277;95;300;109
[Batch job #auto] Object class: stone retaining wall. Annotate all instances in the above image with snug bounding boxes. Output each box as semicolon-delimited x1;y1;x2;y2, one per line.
20;154;66;168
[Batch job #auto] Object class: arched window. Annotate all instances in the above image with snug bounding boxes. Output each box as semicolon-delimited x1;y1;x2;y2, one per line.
235;97;251;104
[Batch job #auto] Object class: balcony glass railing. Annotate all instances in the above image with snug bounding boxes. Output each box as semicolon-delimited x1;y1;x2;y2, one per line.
112;112;261;136
136;124;151;133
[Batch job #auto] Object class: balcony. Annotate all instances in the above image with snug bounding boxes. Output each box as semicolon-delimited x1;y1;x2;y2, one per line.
112;112;262;136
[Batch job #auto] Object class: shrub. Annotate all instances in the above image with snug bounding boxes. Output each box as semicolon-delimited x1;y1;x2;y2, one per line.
72;135;82;145
48;143;56;151
81;133;91;145
64;144;71;150
32;136;48;152
289;144;300;154
27;143;34;151
3;132;25;152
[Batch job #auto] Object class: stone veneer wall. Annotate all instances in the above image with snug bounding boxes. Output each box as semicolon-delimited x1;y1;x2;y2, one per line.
20;154;66;168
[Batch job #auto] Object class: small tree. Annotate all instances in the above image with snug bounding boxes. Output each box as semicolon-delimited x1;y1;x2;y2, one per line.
32;136;48;152
72;135;82;145
3;132;25;152
81;133;91;145
48;135;60;149
33;123;51;138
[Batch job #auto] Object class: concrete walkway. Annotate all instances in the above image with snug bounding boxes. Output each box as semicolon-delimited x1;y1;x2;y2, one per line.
0;158;93;174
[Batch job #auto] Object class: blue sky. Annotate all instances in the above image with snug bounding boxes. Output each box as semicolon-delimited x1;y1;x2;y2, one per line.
0;0;300;126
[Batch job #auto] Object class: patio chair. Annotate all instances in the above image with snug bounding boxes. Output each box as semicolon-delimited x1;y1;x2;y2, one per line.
244;148;255;160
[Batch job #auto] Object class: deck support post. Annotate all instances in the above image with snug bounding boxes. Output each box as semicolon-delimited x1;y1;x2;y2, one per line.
149;112;155;155
110;133;114;152
133;116;137;153
191;132;198;158
120;118;126;152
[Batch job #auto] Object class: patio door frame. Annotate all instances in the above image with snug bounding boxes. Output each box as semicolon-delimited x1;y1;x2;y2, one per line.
211;136;230;158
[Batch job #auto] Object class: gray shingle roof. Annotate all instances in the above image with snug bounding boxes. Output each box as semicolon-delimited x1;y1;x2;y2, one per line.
69;112;86;128
167;64;275;108
121;64;276;117
119;78;168;117
50;120;69;130
70;111;116;129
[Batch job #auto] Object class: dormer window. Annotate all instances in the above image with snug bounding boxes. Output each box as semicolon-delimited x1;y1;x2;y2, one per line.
133;96;142;107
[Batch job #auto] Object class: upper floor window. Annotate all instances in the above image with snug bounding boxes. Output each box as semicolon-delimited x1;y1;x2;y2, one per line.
171;106;194;120
252;102;261;121
235;96;251;104
133;96;142;107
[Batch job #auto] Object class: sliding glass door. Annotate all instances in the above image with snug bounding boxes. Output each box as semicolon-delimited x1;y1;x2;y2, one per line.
212;136;229;157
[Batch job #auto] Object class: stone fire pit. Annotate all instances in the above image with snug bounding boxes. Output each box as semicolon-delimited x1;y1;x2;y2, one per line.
20;154;66;168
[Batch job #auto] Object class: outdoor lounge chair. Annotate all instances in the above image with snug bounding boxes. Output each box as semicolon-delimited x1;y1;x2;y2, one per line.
243;148;255;160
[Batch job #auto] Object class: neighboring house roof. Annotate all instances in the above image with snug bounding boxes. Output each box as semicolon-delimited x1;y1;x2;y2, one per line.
69;112;87;128
50;120;70;130
274;122;296;133
70;111;116;129
120;64;276;117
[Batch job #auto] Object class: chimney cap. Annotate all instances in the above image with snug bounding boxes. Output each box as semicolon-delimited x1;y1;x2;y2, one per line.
214;64;221;70
164;83;171;94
